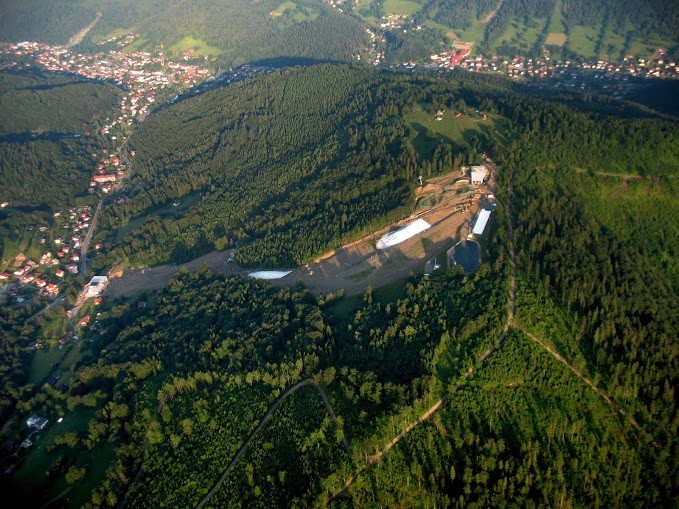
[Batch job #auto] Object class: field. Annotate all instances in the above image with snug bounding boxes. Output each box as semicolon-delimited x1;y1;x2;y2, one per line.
28;346;65;385
270;1;319;22
452;22;486;46
270;1;297;16
383;0;422;16
170;36;222;57
548;0;565;33
568;25;599;60
404;104;497;158
490;16;546;55
545;33;567;46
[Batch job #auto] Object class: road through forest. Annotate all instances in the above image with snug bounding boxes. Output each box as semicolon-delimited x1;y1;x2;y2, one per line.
194;379;349;509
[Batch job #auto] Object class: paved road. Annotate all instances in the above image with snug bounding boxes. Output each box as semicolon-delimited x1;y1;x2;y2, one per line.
80;199;102;276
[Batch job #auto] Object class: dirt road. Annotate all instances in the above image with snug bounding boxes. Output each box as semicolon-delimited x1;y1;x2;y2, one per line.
107;250;243;297
517;326;657;447
195;379;348;509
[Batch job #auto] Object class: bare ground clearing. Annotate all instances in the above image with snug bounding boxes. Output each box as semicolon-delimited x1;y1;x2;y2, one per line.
546;33;568;46
107;178;487;298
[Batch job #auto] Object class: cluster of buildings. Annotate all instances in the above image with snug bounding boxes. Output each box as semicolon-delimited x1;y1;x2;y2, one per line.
0;204;104;303
95;32;137;48
407;47;678;91
420;49;677;79
0;39;215;273
1;257;61;299
378;14;421;31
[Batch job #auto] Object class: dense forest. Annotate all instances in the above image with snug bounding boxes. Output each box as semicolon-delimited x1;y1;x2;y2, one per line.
0;70;121;208
0;69;120;272
0;71;121;136
0;61;676;506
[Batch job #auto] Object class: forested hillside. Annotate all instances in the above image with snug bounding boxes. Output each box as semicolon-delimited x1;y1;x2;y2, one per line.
0;70;121;208
0;0;369;68
95;65;503;269
0;63;676;507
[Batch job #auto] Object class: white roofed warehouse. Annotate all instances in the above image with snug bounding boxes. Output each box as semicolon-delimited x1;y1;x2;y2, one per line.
86;276;109;297
472;209;492;236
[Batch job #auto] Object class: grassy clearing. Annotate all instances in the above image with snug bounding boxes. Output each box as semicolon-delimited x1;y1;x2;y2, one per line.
454;23;486;45
548;0;565;33
568;25;599;59
627;33;674;59
91;28;131;44
115;191;201;242
597;26;627;61
404;104;496;159
383;0;422;16
122;36;149;53
490;16;546;55
28;347;65;385
293;7;319;22
271;1;297;16
0;231;45;272
170;36;222;57
270;1;319;22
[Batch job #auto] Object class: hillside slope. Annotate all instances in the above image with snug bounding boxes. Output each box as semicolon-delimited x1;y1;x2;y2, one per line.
0;0;369;67
95;65;507;269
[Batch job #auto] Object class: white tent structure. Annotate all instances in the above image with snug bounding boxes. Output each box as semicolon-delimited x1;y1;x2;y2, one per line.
248;270;293;280
472;209;492;235
376;219;431;250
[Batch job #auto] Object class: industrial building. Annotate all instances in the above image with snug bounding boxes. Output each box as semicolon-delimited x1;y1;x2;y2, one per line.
472;209;492;236
85;276;109;297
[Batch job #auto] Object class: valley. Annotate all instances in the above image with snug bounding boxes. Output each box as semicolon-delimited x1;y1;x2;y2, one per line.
0;2;677;508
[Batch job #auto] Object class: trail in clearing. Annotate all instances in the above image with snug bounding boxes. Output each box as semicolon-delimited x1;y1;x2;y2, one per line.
68;11;102;47
516;326;658;447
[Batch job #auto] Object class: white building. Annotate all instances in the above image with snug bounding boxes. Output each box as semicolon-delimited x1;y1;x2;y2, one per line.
470;165;487;185
472;209;492;236
86;276;109;297
26;414;48;430
248;271;293;280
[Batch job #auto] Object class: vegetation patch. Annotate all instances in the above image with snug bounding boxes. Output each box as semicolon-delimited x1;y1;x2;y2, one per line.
169;36;222;57
383;0;422;16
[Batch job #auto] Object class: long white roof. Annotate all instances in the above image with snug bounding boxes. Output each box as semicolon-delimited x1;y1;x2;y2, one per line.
248;270;293;280
376;219;431;249
472;209;492;235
